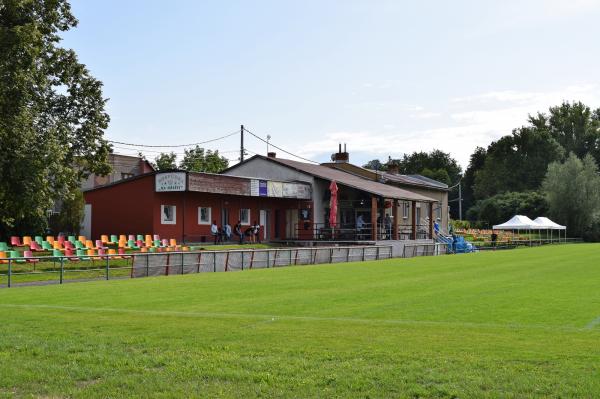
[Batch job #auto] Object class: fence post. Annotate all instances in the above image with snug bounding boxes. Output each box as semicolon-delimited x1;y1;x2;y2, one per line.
376;246;380;260
146;254;150;277
267;250;270;268
60;257;64;284
329;248;333;263
105;255;110;280
181;253;184;274
213;253;216;272
7;259;12;288
362;247;366;261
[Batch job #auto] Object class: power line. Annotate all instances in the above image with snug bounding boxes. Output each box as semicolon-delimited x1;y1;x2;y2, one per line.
107;131;239;148
243;127;319;164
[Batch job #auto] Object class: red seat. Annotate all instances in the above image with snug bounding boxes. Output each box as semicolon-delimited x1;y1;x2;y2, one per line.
23;250;39;263
64;249;79;261
29;241;43;252
10;236;23;246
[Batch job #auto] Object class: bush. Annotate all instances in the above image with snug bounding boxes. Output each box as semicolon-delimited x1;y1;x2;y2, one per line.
468;191;548;227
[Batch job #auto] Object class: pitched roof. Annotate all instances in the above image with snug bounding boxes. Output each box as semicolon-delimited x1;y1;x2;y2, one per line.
230;155;438;202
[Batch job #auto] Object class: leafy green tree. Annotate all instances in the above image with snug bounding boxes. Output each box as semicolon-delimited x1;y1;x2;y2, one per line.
420;168;451;186
394;150;462;184
49;188;84;235
179;146;229;173
462;146;486;219
530;101;600;164
474;127;564;199
153;152;177;170
467;191;548;227
363;159;386;171
542;153;600;238
0;0;111;238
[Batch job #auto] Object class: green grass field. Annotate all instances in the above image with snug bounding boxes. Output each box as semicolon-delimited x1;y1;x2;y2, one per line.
1;244;599;398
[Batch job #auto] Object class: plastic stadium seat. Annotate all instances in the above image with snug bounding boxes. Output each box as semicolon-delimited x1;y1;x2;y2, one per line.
110;235;118;244
119;235;127;242
23;250;39;264
0;251;7;264
169;239;177;247
95;240;106;249
22;236;32;246
52;249;63;259
34;236;43;245
128;234;136;241
74;241;85;250
107;248;120;259
127;240;139;250
64;241;74;250
136;234;144;241
153;240;161;247
78;235;86;244
76;249;90;261
29;241;43;252
153;234;160;241
100;235;109;243
10;236;22;246
149;247;157;253
97;248;108;259
0;242;7;252
118;240;127;249
57;235;65;244
65;249;79;261
87;249;99;260
145;235;152;243
140;247;148;253
85;240;94;249
118;248;131;259
135;240;144;248
9;250;24;263
68;236;76;243
42;241;53;250
46;236;55;244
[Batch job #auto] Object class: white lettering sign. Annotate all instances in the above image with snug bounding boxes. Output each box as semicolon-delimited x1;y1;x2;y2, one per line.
155;172;186;192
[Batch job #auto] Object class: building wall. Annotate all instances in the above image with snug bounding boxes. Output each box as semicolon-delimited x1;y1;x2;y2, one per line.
223;157;326;226
84;175;155;239
81;154;153;190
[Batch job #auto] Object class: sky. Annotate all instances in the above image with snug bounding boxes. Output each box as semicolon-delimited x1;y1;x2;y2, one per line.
63;0;600;170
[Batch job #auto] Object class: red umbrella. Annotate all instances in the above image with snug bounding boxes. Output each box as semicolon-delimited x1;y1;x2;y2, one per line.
329;181;338;227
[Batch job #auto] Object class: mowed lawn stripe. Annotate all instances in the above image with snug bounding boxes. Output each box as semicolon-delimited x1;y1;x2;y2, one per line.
1;244;599;398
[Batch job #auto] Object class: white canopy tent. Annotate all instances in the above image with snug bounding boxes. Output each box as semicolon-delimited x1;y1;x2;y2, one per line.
493;215;537;230
533;217;566;243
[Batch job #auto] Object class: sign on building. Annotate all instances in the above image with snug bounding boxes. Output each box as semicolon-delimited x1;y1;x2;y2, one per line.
155;172;186;192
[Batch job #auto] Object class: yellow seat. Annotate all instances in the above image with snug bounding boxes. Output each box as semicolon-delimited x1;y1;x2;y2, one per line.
145;235;152;243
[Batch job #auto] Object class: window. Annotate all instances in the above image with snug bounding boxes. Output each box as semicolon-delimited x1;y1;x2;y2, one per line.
121;172;134;180
435;206;442;220
240;208;250;225
403;202;409;219
198;207;211;225
161;205;176;224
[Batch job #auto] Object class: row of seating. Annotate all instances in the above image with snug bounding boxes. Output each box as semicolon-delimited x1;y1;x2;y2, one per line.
3;234;179;253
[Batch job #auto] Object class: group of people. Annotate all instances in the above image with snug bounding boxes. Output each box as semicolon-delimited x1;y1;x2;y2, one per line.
210;220;261;245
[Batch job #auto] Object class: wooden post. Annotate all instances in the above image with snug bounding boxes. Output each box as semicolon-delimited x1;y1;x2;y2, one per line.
429;202;434;239
392;199;399;240
411;201;417;240
371;196;378;240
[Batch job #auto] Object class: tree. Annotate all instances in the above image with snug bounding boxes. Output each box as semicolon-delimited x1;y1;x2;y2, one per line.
49;188;84;235
154;152;177;170
530;101;600;164
542;153;600;238
473;127;564;199
462;146;487;219
420;168;451;186
363;159;386;171
467;191;548;227
179;146;229;173
0;0;111;238
395;150;462;184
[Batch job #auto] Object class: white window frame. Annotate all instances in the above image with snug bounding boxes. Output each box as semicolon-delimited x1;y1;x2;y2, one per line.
403;202;409;219
240;208;251;225
161;205;177;225
198;207;211;225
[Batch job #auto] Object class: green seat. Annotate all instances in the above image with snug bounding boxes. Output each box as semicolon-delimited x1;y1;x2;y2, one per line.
42;241;53;250
127;240;139;249
0;242;7;251
136;234;144;241
9;250;25;263
76;249;90;260
52;249;63;259
68;235;76;243
153;240;161;247
110;234;118;243
149;247;157;253
34;236;43;245
75;241;85;249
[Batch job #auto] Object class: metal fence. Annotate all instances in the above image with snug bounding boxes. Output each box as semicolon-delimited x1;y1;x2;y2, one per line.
401;243;448;258
0;245;394;288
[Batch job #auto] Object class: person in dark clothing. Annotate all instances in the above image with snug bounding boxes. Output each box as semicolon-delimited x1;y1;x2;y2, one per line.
234;221;243;244
244;226;255;243
491;230;498;249
253;221;261;243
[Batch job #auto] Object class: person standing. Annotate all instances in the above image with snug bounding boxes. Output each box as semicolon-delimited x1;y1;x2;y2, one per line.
234;221;243;244
253;221;261;243
210;220;220;244
224;222;232;242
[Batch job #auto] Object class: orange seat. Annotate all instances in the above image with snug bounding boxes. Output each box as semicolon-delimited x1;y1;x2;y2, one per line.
46;236;55;244
85;240;94;249
145;235;152;243
78;235;86;243
119;235;127;242
53;241;64;250
169;238;177;247
22;236;32;246
0;251;7;264
100;234;109;243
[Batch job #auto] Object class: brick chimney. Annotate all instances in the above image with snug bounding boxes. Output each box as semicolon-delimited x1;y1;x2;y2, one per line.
267;152;277;159
331;143;349;163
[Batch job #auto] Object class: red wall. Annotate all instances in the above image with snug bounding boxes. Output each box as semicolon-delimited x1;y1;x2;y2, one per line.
85;176;313;242
84;175;155;239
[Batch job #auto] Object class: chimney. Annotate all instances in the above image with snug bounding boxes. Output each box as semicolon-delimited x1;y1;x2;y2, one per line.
387;164;399;175
331;143;349;163
267;152;277;159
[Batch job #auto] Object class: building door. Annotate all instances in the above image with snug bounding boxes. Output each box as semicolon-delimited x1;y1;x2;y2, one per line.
285;209;298;239
274;210;281;239
259;209;269;241
221;208;229;226
81;204;92;238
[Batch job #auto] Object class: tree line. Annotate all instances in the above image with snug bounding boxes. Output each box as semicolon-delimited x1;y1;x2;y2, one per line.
364;102;600;240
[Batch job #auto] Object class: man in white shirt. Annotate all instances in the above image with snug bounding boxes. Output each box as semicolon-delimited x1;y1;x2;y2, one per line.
224;223;232;241
210;220;220;244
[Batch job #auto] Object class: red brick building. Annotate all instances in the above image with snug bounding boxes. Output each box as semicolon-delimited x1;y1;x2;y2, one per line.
83;171;313;242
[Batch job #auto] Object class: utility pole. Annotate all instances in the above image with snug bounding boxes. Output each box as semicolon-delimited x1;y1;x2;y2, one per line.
458;182;462;220
240;124;244;162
